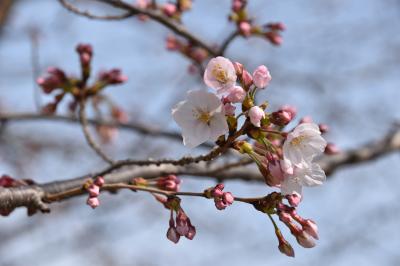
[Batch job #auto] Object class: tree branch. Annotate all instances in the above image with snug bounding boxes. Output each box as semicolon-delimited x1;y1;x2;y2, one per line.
1;124;400;214
58;0;134;20
59;0;218;56
0;112;215;147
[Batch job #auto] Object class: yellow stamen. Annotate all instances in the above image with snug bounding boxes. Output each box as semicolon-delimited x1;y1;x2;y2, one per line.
195;109;211;124
290;136;306;146
212;64;228;83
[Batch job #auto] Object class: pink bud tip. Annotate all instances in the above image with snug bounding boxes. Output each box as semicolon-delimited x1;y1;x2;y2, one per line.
87;184;100;197
319;124;329;133
303;220;319;240
223;192;234;205
87;197;100;209
325;143;340;155
286;192;302;207
94;176;105;187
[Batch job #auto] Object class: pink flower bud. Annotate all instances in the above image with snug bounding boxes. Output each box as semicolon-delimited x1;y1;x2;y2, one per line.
233;62;243;76
97;125;118;143
222;192;234;205
302;220;319;240
224;103;236;116
94;176;105;187
281;105;297;118
286;192;302;207
265;31;283;46
275;228;295;257
111;107;129;123
226;86;246;103
300;116;313;124
248;106;265;127
87;197;100;209
215;199;227;210
319;124;329;134
279;240;295;257
232;0;243;11
0;175;16;187
296;231;316;248
166;35;180;50
162;3;177;17
136;0;149;9
252;65;271;89
211;188;223;198
239;21;252;37
167;226;180;244
325;143;340;155
266;22;286;31
98;69;128;85
190;48;208;63
215;183;224;190
87;184;100;197
278;211;292;223
241;70;253;87
176;211;189;236
271;110;292;126
185;223;196;240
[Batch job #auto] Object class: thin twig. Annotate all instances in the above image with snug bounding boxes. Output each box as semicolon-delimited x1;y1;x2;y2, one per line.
219;30;240;55
58;0;134;20
78;99;115;165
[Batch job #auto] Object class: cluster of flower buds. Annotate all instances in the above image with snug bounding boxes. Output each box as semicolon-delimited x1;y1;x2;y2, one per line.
37;43;127;115
204;183;234;210
228;1;285;45
135;0;192;22
229;0;253;37
277;201;319;250
165;35;209;74
86;176;105;209
160;197;196;244
132;175;182;192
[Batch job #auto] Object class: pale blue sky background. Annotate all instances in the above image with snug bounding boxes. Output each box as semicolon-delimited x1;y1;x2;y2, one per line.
0;0;399;265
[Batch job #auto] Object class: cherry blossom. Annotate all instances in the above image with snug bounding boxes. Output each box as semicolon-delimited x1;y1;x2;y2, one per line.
203;56;237;94
283;123;327;165
280;160;326;195
172;90;229;148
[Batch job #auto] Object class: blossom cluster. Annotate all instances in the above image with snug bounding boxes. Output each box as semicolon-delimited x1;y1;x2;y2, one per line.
171;55;338;255
135;0;193;22
229;0;286;45
37;44;129;143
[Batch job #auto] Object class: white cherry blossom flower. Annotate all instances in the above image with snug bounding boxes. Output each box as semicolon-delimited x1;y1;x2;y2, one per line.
280;160;326;195
203;56;237;94
283;123;326;165
172;90;229;148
